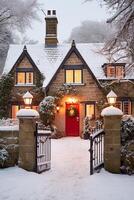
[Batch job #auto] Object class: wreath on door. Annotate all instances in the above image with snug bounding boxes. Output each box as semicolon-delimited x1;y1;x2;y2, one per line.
66;105;78;117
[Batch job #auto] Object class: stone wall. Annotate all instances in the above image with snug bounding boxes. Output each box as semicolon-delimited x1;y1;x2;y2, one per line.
0;130;19;167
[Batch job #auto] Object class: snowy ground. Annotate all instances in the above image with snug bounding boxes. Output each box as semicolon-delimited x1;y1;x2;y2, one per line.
0;137;134;200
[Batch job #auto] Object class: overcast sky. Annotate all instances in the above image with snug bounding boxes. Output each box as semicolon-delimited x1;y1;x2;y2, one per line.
26;0;109;43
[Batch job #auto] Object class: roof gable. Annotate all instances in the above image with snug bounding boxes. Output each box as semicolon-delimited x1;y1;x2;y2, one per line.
9;46;40;74
46;41;102;90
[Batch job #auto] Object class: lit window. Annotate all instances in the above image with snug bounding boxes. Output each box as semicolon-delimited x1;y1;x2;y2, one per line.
85;104;95;119
16;72;33;85
116;66;124;78
17;72;25;84
116;101;131;115
26;72;33;84
74;70;82;83
107;66;116;77
106;65;124;78
12;105;19;118
66;70;73;83
65;69;82;84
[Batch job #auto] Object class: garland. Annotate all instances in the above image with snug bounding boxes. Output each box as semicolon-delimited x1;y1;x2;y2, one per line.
66;106;78;117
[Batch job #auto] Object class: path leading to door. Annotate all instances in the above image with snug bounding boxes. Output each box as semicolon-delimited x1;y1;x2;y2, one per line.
0;138;134;200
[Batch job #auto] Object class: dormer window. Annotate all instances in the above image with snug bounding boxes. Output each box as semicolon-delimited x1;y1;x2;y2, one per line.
16;72;33;85
103;63;125;79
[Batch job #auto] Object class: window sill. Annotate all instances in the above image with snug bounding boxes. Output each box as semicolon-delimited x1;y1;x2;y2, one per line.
15;84;36;87
64;83;85;86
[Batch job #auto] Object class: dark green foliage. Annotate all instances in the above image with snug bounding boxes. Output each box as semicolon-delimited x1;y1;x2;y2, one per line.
0;74;14;119
36;72;45;88
121;117;134;175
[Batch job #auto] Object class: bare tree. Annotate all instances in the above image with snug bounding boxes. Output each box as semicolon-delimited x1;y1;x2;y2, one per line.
0;0;40;73
85;0;134;69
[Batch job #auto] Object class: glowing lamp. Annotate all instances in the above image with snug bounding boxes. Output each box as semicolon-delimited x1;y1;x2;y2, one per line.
107;90;117;106
23;91;33;105
56;105;60;112
68;97;77;104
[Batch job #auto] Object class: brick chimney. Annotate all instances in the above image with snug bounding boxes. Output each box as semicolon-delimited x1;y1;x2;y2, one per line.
45;10;58;46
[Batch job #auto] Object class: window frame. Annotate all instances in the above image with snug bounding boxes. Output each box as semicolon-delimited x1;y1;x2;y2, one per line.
85;102;95;119
16;71;34;85
105;64;125;78
116;100;132;115
65;69;83;84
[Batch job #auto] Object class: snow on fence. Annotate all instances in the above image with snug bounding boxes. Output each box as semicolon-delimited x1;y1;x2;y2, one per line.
0;118;19;131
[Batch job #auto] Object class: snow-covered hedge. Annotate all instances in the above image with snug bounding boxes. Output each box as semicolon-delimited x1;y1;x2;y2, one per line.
0;148;9;167
121;116;134;175
39;96;56;126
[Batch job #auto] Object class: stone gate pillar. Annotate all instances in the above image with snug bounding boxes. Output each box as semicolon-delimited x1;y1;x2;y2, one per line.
17;109;39;171
101;106;123;173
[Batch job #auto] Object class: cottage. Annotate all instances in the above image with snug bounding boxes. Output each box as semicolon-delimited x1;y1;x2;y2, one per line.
3;10;134;137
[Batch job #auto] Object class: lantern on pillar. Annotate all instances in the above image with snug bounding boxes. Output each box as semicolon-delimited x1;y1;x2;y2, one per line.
107;90;117;106
23;91;33;106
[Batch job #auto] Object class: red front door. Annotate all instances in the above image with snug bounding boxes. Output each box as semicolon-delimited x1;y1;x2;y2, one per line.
65;103;79;136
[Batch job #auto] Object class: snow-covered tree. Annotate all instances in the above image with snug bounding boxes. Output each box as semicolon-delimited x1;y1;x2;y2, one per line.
68;20;114;43
39;96;56;126
0;0;40;73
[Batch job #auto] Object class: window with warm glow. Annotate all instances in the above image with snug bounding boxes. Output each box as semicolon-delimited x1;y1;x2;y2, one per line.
85;104;95;119
116;66;124;78
116;100;131;115
17;72;25;84
16;72;33;85
106;65;124;78
107;66;116;77
12;105;19;118
26;72;33;84
65;69;82;84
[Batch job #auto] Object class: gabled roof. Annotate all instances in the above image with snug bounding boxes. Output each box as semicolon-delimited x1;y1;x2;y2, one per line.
46;41;102;90
3;42;134;87
9;45;41;74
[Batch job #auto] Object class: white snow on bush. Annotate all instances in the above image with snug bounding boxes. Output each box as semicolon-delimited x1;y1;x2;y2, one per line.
16;109;39;118
101;106;123;116
0;138;134;200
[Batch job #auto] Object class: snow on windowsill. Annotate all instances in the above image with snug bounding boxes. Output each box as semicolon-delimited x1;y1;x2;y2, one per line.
101;106;123;116
63;83;85;86
15;84;36;87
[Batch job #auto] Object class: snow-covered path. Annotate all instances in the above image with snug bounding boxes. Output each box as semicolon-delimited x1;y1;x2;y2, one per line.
0;137;134;200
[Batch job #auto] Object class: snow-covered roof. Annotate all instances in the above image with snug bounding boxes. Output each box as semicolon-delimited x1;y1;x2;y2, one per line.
3;43;133;87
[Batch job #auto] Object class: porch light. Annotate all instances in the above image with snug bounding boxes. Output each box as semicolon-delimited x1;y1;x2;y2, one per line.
56;105;60;112
23;91;33;106
107;90;117;106
68;97;77;104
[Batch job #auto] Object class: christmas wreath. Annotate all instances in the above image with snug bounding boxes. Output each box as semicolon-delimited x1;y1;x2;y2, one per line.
66;106;78;117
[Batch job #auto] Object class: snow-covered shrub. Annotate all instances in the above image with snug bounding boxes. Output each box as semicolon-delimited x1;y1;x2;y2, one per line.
121;116;134;175
83;116;91;139
39;96;56;126
0;148;9;167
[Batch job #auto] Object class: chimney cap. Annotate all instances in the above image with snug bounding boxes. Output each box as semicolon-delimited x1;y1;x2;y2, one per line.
47;10;56;16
